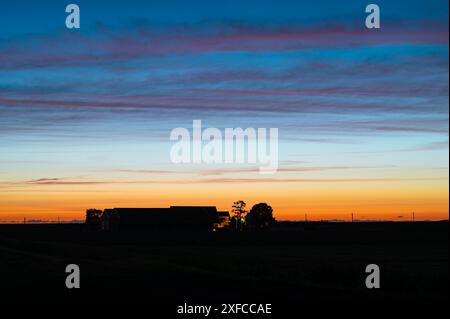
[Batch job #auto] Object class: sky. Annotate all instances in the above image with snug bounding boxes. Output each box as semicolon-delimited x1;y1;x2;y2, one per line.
0;0;448;221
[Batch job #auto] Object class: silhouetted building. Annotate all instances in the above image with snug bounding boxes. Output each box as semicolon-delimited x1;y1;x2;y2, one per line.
98;206;221;231
100;209;120;231
216;211;231;230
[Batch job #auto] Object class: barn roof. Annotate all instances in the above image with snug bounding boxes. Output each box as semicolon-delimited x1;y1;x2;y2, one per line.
109;206;219;228
218;211;230;217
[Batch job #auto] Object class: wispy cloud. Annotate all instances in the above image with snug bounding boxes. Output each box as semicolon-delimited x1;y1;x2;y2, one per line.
1;22;447;70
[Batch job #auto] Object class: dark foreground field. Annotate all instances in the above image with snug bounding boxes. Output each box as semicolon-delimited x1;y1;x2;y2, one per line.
0;221;448;305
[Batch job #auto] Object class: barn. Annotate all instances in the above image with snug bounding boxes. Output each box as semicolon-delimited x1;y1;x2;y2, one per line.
99;206;220;231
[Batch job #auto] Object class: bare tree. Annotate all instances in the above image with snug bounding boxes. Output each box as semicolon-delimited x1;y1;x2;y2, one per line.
231;200;247;219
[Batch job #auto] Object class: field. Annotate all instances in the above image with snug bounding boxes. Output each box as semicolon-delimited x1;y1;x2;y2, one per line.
0;221;448;305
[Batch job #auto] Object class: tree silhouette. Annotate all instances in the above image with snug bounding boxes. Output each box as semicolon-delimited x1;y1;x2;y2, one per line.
85;208;103;231
230;200;247;231
246;203;275;229
231;200;247;219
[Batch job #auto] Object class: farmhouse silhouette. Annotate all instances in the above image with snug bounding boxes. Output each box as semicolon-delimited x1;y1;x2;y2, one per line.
85;201;275;232
86;206;230;232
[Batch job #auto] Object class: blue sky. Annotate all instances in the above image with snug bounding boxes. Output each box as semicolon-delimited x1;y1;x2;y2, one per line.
0;0;448;220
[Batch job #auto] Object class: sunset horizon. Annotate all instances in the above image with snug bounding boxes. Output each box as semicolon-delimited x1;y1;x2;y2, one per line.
1;0;448;222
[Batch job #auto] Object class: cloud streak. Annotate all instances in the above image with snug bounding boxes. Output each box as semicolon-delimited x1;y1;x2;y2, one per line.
1;22;447;70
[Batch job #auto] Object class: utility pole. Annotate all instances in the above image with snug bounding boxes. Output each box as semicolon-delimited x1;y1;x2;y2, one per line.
412;212;415;222
305;213;308;222
351;213;354;223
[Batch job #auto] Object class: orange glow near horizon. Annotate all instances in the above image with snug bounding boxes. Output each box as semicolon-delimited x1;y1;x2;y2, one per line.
1;178;448;222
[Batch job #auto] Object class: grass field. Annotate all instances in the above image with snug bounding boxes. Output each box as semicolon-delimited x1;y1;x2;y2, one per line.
0;222;448;302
